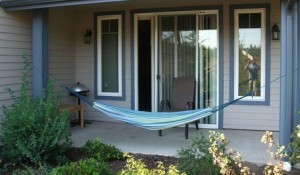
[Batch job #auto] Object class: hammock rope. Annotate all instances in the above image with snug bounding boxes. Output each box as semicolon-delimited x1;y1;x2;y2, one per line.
64;87;252;130
35;65;293;131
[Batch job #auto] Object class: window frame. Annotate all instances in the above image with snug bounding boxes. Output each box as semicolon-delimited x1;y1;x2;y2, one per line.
229;4;270;106
95;12;125;100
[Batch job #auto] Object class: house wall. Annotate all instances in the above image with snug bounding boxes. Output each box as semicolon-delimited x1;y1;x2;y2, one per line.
0;8;32;120
49;8;76;105
0;0;281;130
72;0;281;130
0;7;77;122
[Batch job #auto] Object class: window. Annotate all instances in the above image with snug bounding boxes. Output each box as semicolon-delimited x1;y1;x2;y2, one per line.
232;7;268;103
96;14;124;99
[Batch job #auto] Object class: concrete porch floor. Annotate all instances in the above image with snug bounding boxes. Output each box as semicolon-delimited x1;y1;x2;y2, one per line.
71;121;278;164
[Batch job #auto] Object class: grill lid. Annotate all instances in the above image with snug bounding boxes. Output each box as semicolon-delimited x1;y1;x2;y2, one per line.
71;82;89;93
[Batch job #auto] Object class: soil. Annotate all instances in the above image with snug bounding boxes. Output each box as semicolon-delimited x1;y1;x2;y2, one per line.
2;147;300;174
65;147;179;174
65;147;300;175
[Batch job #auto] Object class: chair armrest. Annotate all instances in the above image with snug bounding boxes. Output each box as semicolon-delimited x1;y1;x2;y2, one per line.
160;100;171;111
186;102;194;110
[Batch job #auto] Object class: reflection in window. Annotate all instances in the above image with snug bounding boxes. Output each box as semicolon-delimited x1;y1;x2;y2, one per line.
234;9;265;100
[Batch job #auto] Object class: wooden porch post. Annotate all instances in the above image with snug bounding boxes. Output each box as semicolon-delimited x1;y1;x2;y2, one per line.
32;8;49;98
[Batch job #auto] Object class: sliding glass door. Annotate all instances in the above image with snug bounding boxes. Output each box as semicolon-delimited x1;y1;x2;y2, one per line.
158;11;218;127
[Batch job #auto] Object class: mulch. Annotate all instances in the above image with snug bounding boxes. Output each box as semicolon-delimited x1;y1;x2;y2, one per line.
65;147;300;175
2;147;300;174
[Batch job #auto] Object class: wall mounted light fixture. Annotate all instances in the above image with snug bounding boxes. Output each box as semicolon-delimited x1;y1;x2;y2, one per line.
84;30;92;44
272;24;280;40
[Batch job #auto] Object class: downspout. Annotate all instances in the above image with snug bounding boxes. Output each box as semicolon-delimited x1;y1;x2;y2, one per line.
292;0;300;130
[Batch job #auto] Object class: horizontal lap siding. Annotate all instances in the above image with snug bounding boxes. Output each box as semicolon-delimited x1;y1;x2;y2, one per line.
223;0;281;131
71;0;280;129
0;8;32;118
49;8;76;105
75;10;132;122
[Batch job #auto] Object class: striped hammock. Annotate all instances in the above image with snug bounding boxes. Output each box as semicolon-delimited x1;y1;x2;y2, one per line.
65;87;250;131
93;101;214;130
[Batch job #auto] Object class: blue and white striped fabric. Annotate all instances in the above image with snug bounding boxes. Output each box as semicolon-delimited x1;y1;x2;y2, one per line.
93;101;214;130
64;87;251;131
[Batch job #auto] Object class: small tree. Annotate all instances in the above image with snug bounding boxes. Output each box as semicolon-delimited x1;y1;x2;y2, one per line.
0;53;71;165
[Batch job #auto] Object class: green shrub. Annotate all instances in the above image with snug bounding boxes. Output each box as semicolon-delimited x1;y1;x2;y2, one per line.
176;134;219;175
83;138;123;161
289;124;300;164
0;53;71;165
120;153;185;175
12;164;51;175
51;158;112;175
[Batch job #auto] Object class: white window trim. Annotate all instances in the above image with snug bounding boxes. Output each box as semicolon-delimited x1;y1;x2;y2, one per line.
97;15;123;97
234;8;266;101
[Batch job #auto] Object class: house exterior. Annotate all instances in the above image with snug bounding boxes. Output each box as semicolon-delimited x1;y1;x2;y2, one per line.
0;0;298;146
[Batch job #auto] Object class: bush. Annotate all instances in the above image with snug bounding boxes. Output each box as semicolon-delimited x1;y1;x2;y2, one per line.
289;124;300;164
120;153;185;175
176;134;219;175
51;158;112;175
83;138;123;161
12;164;51;175
0;53;71;165
208;131;251;175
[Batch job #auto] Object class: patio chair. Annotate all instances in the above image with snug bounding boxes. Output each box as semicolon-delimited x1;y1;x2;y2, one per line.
158;77;199;139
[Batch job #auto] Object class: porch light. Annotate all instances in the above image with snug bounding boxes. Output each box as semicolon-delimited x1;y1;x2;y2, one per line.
272;24;280;40
84;30;92;44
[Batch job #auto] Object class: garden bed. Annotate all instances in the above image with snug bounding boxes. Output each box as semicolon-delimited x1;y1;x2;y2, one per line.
65;147;300;175
1;146;300;174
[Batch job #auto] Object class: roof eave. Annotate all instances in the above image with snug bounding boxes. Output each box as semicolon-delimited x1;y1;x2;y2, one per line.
0;0;133;11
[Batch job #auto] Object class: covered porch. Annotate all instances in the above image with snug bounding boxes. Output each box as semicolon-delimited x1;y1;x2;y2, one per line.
0;0;299;158
71;121;278;164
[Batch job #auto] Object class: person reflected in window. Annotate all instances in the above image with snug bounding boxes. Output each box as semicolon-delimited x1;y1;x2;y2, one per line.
245;57;260;96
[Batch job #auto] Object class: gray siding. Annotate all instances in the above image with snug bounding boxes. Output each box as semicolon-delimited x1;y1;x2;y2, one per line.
223;1;281;131
72;0;281;129
0;0;281;130
49;7;76;105
0;8;32;119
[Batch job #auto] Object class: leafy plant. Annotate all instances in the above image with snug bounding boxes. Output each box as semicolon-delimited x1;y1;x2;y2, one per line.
261;131;287;175
12;164;51;175
120;153;185;175
208;131;251;175
176;134;219;175
0;53;71;165
83;138;123;161
289;124;300;164
51;158;112;175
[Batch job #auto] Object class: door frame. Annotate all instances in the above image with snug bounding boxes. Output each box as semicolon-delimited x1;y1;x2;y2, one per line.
134;14;157;112
134;10;220;129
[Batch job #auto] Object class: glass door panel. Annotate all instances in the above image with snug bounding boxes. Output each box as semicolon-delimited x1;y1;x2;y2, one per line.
198;14;218;125
159;16;175;103
159;15;196;106
158;12;218;126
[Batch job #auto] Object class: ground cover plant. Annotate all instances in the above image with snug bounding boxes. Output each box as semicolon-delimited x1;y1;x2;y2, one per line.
0;53;71;168
83;138;123;161
177;134;220;175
